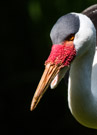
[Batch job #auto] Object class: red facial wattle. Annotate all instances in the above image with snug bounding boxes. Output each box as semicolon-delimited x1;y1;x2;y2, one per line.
45;41;76;67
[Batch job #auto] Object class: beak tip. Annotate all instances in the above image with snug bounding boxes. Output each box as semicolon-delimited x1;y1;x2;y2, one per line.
30;100;36;111
30;63;60;111
30;105;33;111
30;107;33;111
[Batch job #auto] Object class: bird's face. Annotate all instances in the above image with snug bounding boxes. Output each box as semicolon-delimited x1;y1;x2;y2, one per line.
30;13;96;111
45;36;76;89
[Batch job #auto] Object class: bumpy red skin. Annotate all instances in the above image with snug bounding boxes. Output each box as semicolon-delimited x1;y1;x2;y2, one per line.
45;42;76;68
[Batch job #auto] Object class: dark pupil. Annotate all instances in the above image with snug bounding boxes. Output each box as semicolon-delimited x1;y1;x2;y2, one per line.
66;34;75;41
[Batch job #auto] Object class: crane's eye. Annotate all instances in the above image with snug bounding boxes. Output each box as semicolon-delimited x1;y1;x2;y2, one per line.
66;34;75;41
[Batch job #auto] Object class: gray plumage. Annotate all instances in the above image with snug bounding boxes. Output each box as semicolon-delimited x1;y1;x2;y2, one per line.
82;4;97;43
50;13;80;44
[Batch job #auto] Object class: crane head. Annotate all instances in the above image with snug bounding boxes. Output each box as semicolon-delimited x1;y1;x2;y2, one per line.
30;13;96;111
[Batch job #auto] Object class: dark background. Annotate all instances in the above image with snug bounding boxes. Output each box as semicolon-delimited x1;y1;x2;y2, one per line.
1;0;97;134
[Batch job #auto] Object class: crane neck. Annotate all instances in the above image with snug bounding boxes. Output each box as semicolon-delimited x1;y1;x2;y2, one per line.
68;48;97;129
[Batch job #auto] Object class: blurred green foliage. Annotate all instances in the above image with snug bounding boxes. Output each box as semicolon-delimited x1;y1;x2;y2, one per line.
28;1;43;22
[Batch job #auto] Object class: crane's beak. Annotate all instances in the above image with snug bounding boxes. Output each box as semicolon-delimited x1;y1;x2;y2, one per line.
30;63;67;111
30;43;76;111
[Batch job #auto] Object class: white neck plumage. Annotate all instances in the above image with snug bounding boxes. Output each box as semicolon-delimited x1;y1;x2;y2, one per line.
68;13;97;129
68;40;97;129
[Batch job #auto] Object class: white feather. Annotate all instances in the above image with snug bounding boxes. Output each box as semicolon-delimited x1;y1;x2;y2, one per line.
68;13;97;129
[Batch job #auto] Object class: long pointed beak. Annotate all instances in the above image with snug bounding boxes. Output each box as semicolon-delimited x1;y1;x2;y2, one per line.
30;63;61;111
30;43;76;111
